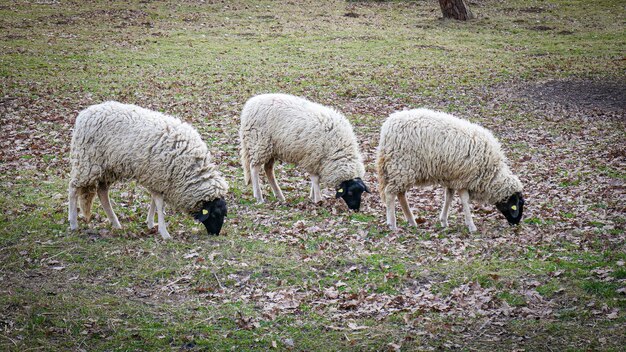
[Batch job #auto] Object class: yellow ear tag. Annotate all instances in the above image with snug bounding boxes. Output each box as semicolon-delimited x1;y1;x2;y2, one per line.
338;188;343;193
202;209;209;215
511;205;517;211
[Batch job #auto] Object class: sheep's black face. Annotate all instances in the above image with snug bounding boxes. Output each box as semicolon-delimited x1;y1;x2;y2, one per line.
335;178;371;211
496;192;524;225
193;198;227;235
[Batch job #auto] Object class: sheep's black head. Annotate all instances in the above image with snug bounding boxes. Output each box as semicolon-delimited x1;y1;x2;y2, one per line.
335;177;371;211
495;192;524;225
193;198;227;235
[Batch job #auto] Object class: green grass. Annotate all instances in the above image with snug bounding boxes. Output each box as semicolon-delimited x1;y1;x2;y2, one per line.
1;0;625;350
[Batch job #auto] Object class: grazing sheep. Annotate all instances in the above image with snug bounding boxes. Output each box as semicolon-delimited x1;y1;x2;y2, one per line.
239;93;370;210
377;108;524;232
68;101;229;239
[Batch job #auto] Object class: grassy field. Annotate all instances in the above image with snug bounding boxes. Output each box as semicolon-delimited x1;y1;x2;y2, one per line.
1;0;624;350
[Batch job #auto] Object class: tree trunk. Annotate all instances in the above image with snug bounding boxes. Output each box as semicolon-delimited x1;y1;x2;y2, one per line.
439;0;475;21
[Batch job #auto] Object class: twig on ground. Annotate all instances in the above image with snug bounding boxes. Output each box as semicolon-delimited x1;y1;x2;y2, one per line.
214;272;224;290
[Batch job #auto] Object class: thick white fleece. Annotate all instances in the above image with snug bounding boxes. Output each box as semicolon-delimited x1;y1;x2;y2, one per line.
377;108;522;204
69;101;228;216
239;93;365;187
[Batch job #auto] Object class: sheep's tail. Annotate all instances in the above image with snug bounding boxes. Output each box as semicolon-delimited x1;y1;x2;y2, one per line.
240;139;251;186
78;186;96;221
376;152;387;204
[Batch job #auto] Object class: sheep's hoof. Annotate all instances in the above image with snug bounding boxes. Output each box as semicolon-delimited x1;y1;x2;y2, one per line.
159;232;172;240
468;226;477;233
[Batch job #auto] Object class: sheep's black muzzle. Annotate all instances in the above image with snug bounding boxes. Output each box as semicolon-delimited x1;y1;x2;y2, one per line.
336;177;371;211
496;192;524;225
194;198;227;235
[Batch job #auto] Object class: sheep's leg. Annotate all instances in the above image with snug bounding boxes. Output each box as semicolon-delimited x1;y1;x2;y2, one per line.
439;188;454;228
397;191;417;227
459;189;477;233
68;186;79;230
384;191;397;230
152;193;172;240
310;174;322;203
147;196;156;229
264;160;285;202
250;163;264;203
97;184;122;229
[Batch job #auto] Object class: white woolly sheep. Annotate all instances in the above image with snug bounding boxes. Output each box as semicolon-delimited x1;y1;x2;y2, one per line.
68;101;229;239
377;108;524;232
239;93;370;210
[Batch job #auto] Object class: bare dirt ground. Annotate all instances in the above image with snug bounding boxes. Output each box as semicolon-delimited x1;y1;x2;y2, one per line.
513;78;626;116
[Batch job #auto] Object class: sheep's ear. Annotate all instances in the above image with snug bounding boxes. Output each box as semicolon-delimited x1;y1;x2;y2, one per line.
355;178;371;193
509;194;522;217
335;187;345;198
361;180;371;193
194;208;210;222
516;192;524;205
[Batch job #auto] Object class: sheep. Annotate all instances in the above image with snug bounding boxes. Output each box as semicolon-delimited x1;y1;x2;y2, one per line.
376;108;524;232
68;101;229;240
239;93;370;210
